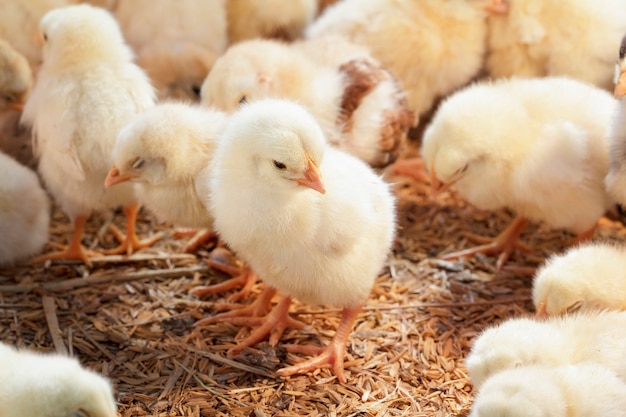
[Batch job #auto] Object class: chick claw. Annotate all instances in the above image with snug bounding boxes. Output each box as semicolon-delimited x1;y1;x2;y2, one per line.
195;287;277;327
103;204;163;255
29;245;100;268
172;228;215;253
192;248;257;302
441;216;530;271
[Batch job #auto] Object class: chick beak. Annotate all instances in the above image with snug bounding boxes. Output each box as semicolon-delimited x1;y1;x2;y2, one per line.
482;0;509;14
35;32;45;46
535;300;548;318
6;100;24;112
615;70;626;99
104;166;134;187
295;155;326;194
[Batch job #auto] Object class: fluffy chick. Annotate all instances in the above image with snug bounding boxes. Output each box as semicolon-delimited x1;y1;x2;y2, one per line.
306;0;491;117
466;310;626;389
208;98;396;382
422;77;616;270
226;0;317;43
533;243;626;317
485;0;626;90
0;150;49;265
21;4;159;266
470;364;626;417
0;38;32;112
201;38;414;168
0;342;117;417
605;35;626;204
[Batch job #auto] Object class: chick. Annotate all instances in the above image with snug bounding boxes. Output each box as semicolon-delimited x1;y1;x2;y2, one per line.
0;150;49;265
485;0;626;90
470;364;626;417
0;0;72;68
207;99;396;382
226;0;317;43
605;35;626;204
21;4;159;266
306;0;492;118
422;77;616;270
465;310;626;389
0;342;117;417
0;38;32;112
201;38;414;168
532;243;626;317
114;0;227;102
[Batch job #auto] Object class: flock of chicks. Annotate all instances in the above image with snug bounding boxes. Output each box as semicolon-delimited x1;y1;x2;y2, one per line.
3;0;626;416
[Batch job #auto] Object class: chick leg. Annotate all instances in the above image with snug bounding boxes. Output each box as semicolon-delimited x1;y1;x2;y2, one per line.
388;157;428;182
441;216;530;271
172;228;216;253
573;225;596;245
195;287;278;327
192;247;257;302
278;305;362;384
29;215;98;267
104;203;163;255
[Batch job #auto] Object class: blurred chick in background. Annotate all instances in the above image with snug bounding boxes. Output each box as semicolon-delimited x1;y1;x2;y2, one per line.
21;4;159;266
421;77;616;270
0;151;49;266
605;34;626;205
0;38;32;112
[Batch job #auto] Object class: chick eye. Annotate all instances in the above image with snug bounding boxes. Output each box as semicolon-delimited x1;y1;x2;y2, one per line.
238;95;247;106
456;164;469;175
191;85;201;97
73;409;90;417
273;160;287;170
43;33;48;41
3;94;15;103
131;157;145;169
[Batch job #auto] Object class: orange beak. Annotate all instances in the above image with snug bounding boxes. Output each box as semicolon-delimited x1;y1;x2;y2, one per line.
429;164;457;197
535;300;548;318
295;154;325;194
104;166;135;187
6;100;24;112
483;0;509;14
615;70;626;99
35;32;45;46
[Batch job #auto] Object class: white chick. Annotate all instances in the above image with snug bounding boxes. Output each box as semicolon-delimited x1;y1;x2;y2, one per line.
605;35;626;205
0;0;72;69
0;150;49;265
201;38;415;168
485;0;626;90
0;342;117;417
114;0;226;101
208;98;396;383
21;4;159;266
422;77;616;270
532;243;626;317
226;0;317;43
306;0;493;117
0;38;32;112
470;364;626;417
465;310;626;389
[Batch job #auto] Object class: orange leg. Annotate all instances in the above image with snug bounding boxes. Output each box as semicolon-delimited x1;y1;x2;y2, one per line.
192;247;257;302
573;224;596;245
441;216;530;271
103;203;163;255
278;305;362;384
195;286;278;327
172;228;216;253
30;215;99;267
388;157;428;182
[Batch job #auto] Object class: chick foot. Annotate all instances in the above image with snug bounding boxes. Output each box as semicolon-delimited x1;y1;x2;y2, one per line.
388;157;428;182
195;286;278;327
172;228;216;253
192;248;257;302
103;203;163;255
30;215;99;267
278;305;362;384
441;216;530;271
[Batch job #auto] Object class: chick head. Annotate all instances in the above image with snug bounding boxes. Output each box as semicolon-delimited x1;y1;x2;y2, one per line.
2;353;117;417
469;366;566;417
39;4;131;68
106;103;220;187
614;33;626;99
466;317;552;389
200;40;307;111
0;39;32;111
216;98;326;194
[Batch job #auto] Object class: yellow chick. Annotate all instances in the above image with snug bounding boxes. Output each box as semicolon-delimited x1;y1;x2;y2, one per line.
113;0;227;102
0;38;32;112
201;38;414;168
0;342;117;417
0;150;49;265
226;0;317;43
605;35;626;204
207;99;396;383
422;77;616;270
306;0;493;118
466;310;626;389
21;4;159;266
470;364;626;417
533;243;626;317
485;0;626;90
